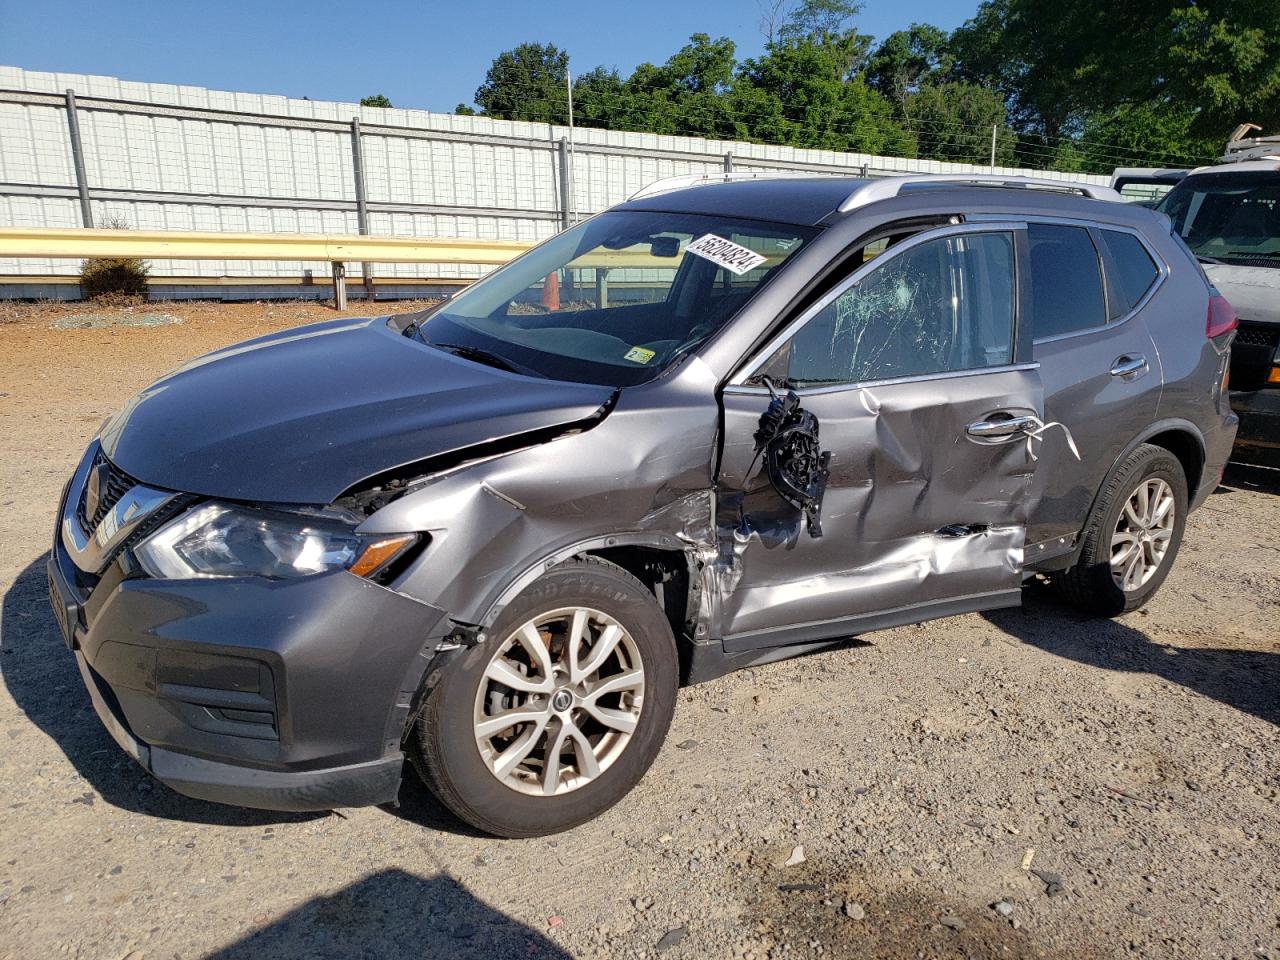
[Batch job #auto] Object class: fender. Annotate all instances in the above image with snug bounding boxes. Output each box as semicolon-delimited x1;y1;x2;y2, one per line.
1038;417;1206;572
472;530;701;632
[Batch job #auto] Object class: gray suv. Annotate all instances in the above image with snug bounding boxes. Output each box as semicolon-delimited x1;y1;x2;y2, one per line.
48;174;1238;837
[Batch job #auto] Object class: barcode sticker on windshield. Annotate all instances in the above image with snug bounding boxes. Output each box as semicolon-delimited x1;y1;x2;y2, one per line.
686;234;768;275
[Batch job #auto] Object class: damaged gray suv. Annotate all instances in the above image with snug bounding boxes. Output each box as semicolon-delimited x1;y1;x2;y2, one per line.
49;173;1238;837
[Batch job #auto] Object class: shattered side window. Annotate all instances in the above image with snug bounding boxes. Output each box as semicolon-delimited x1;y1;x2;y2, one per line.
774;231;1015;386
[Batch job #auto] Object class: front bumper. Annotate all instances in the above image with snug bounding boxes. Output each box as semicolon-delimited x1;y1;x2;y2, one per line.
1230;388;1280;468
49;537;452;812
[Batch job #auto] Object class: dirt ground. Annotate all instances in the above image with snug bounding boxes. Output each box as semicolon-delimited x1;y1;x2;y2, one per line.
0;301;1277;960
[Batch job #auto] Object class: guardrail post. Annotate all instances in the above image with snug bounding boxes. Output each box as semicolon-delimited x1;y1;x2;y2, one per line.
332;261;347;310
724;152;734;173
351;117;373;300
557;137;572;231
64;89;94;228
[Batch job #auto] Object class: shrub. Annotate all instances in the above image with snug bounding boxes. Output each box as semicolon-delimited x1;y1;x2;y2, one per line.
80;217;149;299
80;257;150;299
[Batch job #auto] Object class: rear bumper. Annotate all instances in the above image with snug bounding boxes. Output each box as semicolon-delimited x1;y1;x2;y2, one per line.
49;543;452;812
1230;388;1280;468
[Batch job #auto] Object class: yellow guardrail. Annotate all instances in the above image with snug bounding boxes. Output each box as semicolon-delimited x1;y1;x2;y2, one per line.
0;226;538;308
0;227;533;264
0;227;782;307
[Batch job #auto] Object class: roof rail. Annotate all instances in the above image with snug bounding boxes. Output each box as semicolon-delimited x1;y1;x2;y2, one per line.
628;169;849;201
838;174;1121;213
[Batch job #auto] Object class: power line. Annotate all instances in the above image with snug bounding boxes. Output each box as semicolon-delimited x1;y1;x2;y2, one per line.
472;84;1211;170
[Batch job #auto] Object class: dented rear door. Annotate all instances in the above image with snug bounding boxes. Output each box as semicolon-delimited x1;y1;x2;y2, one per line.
714;224;1042;650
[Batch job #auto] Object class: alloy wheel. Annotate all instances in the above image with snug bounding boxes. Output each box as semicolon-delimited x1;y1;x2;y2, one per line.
473;607;645;797
1110;477;1175;592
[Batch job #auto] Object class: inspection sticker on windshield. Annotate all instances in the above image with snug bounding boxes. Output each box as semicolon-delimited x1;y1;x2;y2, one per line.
624;346;656;364
686;234;768;275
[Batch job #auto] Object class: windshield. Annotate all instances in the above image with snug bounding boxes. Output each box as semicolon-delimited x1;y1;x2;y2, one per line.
1158;171;1280;268
409;210;817;386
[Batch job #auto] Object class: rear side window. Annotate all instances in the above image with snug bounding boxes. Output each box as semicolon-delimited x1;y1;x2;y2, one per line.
1027;223;1106;338
1100;229;1160;317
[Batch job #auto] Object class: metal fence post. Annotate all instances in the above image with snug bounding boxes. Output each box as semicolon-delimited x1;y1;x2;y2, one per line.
723;152;734;173
331;261;347;310
557;137;572;231
64;89;93;228
351;117;373;300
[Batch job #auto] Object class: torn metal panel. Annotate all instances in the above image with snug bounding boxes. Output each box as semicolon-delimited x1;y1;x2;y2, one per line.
359;357;723;628
716;367;1042;645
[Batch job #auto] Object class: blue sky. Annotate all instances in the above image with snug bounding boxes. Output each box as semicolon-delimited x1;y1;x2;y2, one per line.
1;1;976;112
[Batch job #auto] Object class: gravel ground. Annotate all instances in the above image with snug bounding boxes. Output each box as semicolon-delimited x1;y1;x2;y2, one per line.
1;301;1277;960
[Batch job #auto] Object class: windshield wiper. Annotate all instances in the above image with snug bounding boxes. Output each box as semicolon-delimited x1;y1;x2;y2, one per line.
1196;255;1227;265
428;342;534;376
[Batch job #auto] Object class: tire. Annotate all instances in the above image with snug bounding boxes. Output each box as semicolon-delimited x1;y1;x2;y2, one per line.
409;557;678;838
1055;443;1188;617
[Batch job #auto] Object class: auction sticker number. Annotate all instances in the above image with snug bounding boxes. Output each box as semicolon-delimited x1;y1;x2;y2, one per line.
686;234;767;275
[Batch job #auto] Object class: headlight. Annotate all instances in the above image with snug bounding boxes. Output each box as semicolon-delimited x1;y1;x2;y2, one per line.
135;503;416;580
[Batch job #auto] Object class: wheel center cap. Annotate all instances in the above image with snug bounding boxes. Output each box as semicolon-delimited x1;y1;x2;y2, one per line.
551;689;573;712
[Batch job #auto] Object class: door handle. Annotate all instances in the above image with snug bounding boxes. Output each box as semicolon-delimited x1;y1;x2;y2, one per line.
1110;354;1149;379
966;415;1037;438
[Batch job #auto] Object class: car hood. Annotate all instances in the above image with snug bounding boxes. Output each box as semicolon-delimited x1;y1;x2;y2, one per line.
1203;263;1280;324
99;316;615;504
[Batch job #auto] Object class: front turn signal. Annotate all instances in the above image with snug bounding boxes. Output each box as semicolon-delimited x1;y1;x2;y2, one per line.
349;534;418;579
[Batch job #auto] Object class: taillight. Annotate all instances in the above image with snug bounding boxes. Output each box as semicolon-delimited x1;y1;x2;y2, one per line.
1207;294;1238;338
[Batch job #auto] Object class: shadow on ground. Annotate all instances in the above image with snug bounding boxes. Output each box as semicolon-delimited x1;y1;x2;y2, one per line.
1;552;315;824
1;551;506;835
985;581;1279;726
1221;460;1280;496
202;868;570;959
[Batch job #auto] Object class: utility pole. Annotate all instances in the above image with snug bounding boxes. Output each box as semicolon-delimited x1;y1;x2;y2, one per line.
990;124;998;173
566;67;576;224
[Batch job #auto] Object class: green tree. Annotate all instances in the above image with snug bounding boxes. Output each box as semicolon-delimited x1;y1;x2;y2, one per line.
1076;103;1217;171
618;34;741;138
473;42;571;123
776;0;872;79
360;94;393;108
903;82;1014;164
571;66;626;129
951;0;1280;159
866;23;953;107
738;36;911;154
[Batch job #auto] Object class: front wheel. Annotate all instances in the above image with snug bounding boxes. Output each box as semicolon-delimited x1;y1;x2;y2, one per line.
409;557;678;837
1055;443;1188;616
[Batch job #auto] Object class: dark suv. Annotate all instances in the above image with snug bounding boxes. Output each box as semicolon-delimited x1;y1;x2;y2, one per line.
48;174;1238;837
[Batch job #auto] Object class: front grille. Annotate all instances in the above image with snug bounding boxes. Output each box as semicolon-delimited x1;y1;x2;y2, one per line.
1235;323;1280;349
78;450;137;532
1223;254;1280;269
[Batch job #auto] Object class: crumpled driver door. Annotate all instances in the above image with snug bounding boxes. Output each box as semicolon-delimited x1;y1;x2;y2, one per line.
713;223;1045;651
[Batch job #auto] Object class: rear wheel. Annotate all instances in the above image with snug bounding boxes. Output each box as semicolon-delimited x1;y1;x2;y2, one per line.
1055;443;1187;616
409;558;678;837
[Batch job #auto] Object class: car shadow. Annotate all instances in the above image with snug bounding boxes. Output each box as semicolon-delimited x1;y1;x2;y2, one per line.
1;553;317;824
202;867;570;959
1221;460;1280;495
2;552;507;835
381;772;491;838
984;581;1279;727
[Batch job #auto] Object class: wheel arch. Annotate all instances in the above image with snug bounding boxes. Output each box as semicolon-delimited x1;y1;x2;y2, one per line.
1057;418;1205;571
474;534;699;659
